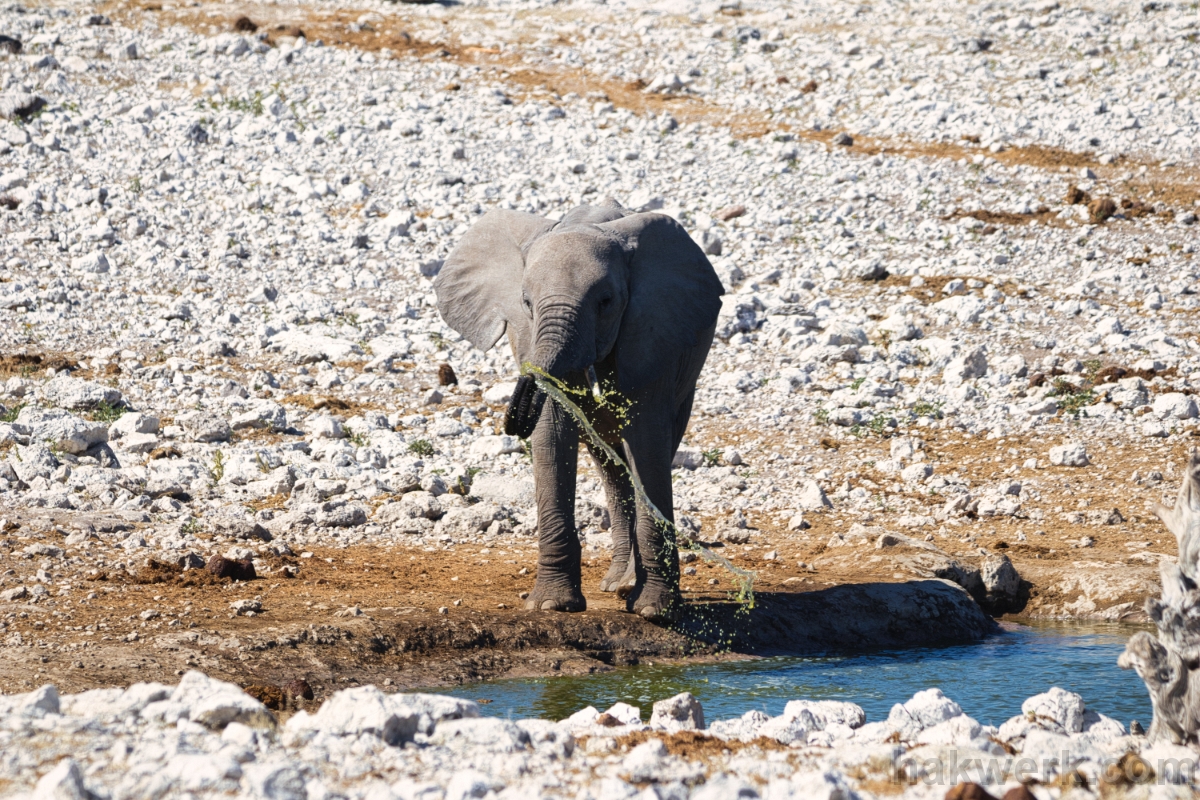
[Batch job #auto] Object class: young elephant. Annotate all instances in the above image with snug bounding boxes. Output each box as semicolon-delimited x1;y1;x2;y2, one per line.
433;200;723;621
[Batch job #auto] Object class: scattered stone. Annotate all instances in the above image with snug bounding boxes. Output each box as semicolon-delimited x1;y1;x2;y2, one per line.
714;204;746;222
1088;197;1117;223
206;555;256;581
650;692;705;732
981;554;1021;613
0;92;44;120
1049;443;1089;467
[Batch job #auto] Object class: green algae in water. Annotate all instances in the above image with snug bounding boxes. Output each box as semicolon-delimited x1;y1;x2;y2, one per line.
443;622;1152;728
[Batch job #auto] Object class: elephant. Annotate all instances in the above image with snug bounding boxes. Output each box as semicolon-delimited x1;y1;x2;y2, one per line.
433;199;724;621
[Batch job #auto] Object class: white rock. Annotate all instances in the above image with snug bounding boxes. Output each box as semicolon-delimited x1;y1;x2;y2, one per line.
650;692;705;732
109;411;159;438
31;758;91;800
1048;442;1089;467
941;347;988;387
1021;687;1085;733
286;686;419;745
470;435;523;457
886;688;963;739
782;700;865;729
482;381;518;404
39;376;122;410
270;331;362;364
431;717;532;752
797;480;832;510
170;671;274;730
16;407;106;454
900;462;933;482
672;445;704;470
306;415;345;440
1153;392;1198;420
71;252;109;273
602;702;642;726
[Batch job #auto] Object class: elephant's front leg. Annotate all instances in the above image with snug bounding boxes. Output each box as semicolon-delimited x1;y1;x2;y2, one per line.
525;395;586;612
623;414;682;622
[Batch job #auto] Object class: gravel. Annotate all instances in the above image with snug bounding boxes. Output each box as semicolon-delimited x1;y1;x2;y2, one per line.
3;674;1183;799
1;0;1199;788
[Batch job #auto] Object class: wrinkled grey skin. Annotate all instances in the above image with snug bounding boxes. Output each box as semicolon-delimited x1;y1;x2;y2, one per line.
433;200;723;621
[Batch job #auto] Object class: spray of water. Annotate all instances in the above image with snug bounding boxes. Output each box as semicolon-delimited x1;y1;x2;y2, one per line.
522;364;756;609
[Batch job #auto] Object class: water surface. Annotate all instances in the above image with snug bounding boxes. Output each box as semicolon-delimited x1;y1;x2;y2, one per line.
444;621;1151;727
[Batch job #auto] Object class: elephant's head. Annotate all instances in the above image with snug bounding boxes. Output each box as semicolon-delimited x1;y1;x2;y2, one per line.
433;201;724;436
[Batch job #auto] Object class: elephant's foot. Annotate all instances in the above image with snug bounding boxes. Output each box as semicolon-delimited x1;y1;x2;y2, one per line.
599;560;636;594
524;579;586;612
626;583;682;624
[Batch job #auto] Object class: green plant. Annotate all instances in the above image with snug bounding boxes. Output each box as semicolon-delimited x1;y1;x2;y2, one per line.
255;453;272;474
0;403;24;423
701;447;722;468
349;430;370;448
407;439;435;457
1049;379;1095;417
869;415;894;437
912;400;944;419
129;176;142;194
849;377;866;391
180;517;201;535
208;90;265;116
814;406;830;424
208;450;226;483
88;401;126;424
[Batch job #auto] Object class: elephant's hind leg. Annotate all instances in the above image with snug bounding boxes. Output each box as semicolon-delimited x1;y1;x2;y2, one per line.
622;410;683;623
588;441;637;594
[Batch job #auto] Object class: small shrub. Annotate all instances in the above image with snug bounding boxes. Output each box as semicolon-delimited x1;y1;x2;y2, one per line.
208;450;226;483
912;400;944;419
1050;380;1095;417
88;400;126;424
408;439;435;457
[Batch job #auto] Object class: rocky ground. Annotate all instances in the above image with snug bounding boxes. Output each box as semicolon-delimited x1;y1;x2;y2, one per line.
3;672;1197;800
1;0;1200;793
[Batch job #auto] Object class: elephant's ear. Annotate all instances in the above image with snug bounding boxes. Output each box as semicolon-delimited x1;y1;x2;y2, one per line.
434;209;556;350
603;213;725;393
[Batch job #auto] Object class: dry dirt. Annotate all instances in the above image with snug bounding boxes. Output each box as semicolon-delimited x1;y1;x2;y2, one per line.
1;409;1180;705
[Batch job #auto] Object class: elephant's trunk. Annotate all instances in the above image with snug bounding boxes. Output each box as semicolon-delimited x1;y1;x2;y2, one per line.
504;301;594;439
530;301;594;381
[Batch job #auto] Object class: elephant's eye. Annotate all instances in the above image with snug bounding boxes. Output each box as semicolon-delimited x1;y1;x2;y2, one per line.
522;292;533;317
598;296;613;312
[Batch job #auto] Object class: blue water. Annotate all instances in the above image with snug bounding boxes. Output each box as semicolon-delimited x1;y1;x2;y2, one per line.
443;621;1151;727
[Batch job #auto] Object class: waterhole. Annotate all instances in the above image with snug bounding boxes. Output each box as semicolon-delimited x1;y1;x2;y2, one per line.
446;621;1150;727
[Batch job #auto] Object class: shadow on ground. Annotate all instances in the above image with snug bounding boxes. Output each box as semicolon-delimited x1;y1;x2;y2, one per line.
678;579;998;655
